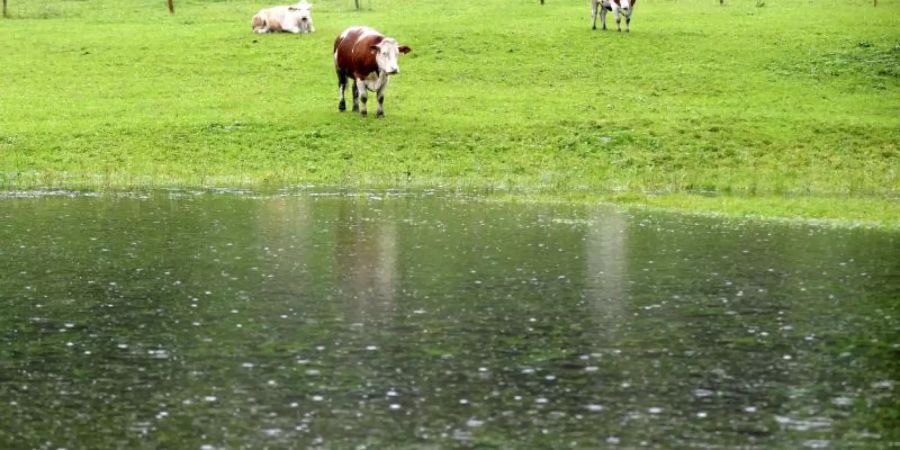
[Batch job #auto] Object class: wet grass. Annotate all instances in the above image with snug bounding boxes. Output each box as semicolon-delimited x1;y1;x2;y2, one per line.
0;0;898;224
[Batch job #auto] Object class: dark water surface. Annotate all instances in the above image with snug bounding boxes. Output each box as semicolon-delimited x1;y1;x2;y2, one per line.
1;192;897;449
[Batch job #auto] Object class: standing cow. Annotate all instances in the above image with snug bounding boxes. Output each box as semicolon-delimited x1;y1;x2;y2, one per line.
334;26;411;118
251;1;314;34
592;0;636;32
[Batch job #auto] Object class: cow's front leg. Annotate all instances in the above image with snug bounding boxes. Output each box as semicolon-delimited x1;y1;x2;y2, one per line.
375;79;390;118
625;11;631;32
615;9;622;32
600;7;608;31
351;82;360;112
355;79;368;117
591;0;598;30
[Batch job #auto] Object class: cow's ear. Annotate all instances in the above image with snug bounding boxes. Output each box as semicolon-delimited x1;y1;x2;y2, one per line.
398;46;411;54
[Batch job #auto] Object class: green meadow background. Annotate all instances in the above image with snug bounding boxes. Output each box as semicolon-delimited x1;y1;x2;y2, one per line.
0;0;897;224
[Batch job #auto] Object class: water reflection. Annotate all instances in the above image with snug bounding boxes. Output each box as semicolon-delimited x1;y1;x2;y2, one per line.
333;198;398;324
585;206;629;327
0;192;896;448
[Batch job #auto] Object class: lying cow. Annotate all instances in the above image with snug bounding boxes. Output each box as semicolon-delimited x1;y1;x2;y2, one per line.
334;26;411;118
251;1;314;34
592;0;636;32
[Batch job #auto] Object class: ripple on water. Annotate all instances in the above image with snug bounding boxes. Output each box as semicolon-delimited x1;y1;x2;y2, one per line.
774;415;833;431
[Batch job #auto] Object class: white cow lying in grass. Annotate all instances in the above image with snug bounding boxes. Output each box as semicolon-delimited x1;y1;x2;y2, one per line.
252;1;314;34
592;0;636;32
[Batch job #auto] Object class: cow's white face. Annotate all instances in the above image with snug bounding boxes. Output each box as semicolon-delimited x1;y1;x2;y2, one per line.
620;0;631;9
373;38;411;76
289;2;312;22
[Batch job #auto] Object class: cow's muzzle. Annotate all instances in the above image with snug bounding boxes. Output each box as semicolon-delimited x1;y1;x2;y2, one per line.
387;68;400;75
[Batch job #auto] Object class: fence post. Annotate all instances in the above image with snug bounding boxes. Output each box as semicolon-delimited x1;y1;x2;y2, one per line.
167;0;174;14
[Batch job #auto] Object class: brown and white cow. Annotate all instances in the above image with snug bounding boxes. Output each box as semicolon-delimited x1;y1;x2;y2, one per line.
251;1;314;34
334;26;411;118
592;0;636;32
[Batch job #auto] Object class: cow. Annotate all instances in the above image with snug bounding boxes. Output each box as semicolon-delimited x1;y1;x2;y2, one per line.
591;0;636;32
251;1;314;34
334;26;411;118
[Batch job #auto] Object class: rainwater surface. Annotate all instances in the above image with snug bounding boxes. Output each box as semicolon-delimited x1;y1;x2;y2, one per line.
0;192;897;449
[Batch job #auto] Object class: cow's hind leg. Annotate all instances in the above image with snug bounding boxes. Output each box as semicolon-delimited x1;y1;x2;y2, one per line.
355;79;368;117
351;82;360;112
591;0;598;30
337;71;347;111
600;6;608;31
615;8;622;32
625;10;632;32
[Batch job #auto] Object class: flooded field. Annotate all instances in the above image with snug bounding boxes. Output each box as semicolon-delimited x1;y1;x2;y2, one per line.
0;192;897;448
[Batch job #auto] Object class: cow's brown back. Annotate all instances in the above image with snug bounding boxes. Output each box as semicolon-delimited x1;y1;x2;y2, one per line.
335;27;384;80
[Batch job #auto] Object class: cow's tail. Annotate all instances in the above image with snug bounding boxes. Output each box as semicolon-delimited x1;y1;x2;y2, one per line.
251;14;266;32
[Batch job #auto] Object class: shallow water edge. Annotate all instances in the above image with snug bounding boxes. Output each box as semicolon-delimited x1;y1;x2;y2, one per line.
1;187;897;230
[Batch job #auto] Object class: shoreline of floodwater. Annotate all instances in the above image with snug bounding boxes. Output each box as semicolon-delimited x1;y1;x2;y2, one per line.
2;187;897;231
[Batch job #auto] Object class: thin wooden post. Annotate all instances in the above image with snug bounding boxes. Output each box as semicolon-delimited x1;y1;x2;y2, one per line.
354;0;360;10
3;0;8;18
167;0;174;14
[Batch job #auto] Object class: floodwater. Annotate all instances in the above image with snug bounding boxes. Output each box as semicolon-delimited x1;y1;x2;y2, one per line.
0;192;897;449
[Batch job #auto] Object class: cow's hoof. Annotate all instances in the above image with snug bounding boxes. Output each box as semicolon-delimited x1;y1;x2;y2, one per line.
339;101;346;111
376;111;385;118
360;111;367;117
352;106;359;112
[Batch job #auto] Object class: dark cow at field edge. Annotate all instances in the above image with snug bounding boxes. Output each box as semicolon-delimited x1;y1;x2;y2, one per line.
334;26;411;118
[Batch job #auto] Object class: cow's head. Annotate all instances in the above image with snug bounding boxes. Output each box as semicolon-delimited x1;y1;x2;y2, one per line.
371;38;411;75
289;1;312;22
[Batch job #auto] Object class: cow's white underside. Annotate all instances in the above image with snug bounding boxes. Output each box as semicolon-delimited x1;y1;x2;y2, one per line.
363;71;388;92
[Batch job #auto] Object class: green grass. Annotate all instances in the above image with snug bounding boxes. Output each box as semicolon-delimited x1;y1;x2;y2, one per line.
1;0;898;225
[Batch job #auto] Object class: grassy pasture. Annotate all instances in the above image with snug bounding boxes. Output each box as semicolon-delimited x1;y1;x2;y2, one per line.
0;0;898;225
